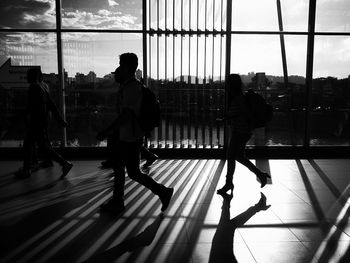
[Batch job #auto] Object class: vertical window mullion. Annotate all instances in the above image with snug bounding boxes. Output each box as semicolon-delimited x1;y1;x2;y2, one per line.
55;0;66;147
188;0;192;148
195;0;200;149
172;0;176;148
304;0;317;148
202;0;208;148
224;0;232;149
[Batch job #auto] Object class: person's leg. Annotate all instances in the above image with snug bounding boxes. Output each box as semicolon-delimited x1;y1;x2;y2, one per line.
100;139;126;213
125;140;173;212
37;128;72;178
101;134;115;168
235;133;270;187
15;129;35;178
217;135;236;194
140;138;158;169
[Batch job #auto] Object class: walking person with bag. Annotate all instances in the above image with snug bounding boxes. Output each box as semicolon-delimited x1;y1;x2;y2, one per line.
97;53;173;214
217;74;271;195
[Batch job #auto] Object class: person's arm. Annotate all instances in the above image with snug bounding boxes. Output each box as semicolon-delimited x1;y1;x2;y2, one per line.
97;108;132;138
46;92;67;127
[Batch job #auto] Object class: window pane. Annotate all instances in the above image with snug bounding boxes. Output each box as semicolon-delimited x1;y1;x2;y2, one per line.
232;0;308;32
147;34;226;148
316;0;350;32
311;36;350;146
62;0;141;30
0;0;56;29
0;32;58;147
63;33;142;147
231;34;307;146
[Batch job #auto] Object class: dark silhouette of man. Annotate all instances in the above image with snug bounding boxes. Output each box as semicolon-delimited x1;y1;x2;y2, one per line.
14;68;72;179
97;53;173;214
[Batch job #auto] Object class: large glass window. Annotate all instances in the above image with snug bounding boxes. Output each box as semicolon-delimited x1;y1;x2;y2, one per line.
232;0;309;32
0;32;58;147
230;35;307;146
63;33;142;146
1;0;350;150
311;36;350;146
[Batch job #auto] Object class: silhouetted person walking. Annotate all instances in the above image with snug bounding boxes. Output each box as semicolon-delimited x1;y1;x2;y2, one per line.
217;74;270;195
14;68;72;179
100;74;158;170
97;53;173;214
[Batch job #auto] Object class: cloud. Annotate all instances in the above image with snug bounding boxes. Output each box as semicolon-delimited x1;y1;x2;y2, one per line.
0;0;55;29
108;0;119;7
62;9;140;30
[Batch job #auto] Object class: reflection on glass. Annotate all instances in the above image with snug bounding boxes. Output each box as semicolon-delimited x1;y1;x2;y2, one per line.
231;34;307;146
62;0;142;30
311;36;350;146
0;0;56;29
315;0;350;32
0;33;58;147
62;33;142;147
232;0;308;31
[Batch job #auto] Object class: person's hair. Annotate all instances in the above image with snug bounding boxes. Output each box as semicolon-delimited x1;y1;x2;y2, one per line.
119;53;138;73
27;67;43;82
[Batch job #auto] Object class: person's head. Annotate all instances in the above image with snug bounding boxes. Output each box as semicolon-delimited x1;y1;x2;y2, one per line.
227;74;243;97
27;67;42;84
116;52;138;83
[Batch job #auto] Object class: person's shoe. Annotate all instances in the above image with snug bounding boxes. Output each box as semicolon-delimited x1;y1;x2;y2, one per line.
100;159;113;169
39;160;54;168
159;187;174;212
217;182;234;195
100;199;125;214
14;169;31;179
142;154;158;169
60;162;73;179
257;172;271;188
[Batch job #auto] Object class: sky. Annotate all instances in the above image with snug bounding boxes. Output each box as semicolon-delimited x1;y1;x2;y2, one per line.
0;0;349;79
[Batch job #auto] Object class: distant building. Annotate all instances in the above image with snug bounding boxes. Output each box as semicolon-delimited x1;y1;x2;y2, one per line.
0;58;38;90
63;40;93;77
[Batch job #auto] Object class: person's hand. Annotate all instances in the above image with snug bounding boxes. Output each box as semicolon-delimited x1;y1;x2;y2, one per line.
254;193;271;211
96;130;108;141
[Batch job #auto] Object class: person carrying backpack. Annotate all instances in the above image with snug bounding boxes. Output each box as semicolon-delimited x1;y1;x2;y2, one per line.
217;74;271;195
96;53;173;214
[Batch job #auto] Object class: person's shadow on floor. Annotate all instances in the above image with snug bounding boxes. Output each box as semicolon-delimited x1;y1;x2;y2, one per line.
209;192;270;263
85;213;164;262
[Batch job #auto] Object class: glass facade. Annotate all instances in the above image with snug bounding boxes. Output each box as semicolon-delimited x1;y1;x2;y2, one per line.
0;0;349;149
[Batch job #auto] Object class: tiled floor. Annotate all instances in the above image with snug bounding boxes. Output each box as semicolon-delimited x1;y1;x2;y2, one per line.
0;159;349;263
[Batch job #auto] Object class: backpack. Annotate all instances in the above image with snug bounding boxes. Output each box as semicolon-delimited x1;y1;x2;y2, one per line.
139;85;161;133
245;89;273;129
